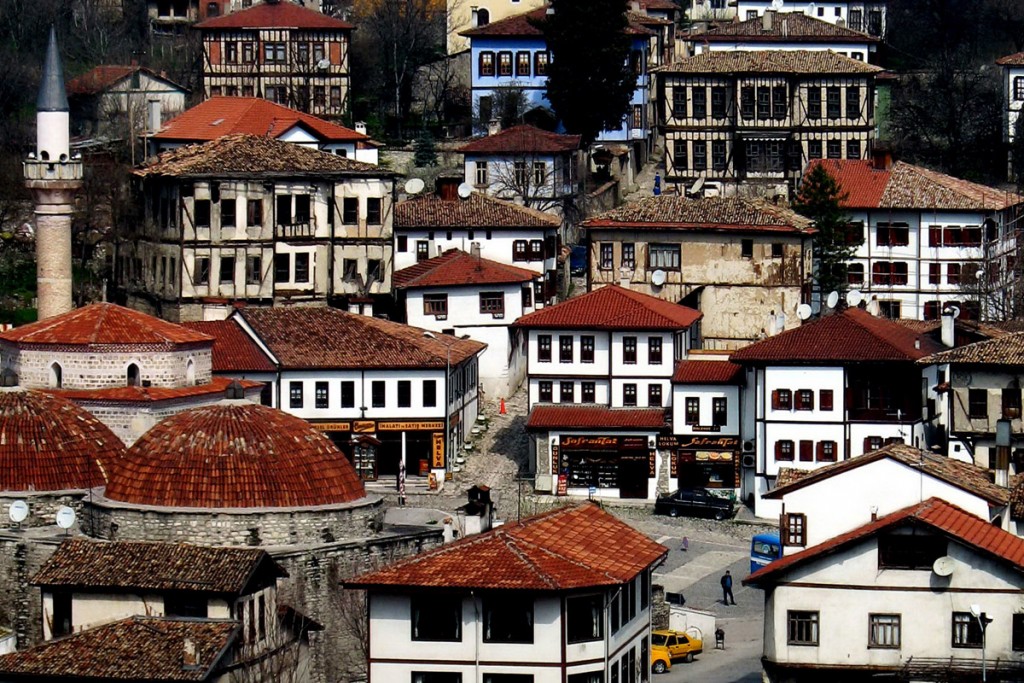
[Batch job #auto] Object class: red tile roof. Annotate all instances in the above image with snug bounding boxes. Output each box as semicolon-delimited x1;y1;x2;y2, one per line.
672;360;745;384
105;400;366;508
0;303;211;347
997;52;1024;66
640;0;679;9
238;307;485;369
919;331;1024;366
0;617;237;681
459;125;581;154
462;5;653;37
0;389;124;492
764;444;1009;505
699;12;877;42
66;65;186;96
393;249;538;289
808;159;1022;211
348;503;668;590
513;285;702;330
49;376;262;404
745;497;1024;586
581;196;815;234
182;321;276;372
154;97;370;144
396;192;561;229
659;49;880;74
730;307;944;364
34;539;286;593
526;404;668;431
195;1;352;29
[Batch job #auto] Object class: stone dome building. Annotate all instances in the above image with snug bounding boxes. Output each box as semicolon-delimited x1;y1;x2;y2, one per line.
88;394;383;546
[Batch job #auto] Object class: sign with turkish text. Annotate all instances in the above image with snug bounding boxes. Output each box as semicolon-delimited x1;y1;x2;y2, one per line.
557;474;568;496
353;421;376;433
550;445;560;475
311;422;352;432
379;421;445;431
560;435;619;450
432;432;445;468
648;450;656;476
676;436;740;450
691;425;722;433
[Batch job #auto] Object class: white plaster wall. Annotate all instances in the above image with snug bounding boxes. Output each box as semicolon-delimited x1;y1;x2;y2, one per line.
279;368;447;421
697;40;872;60
528;377;611;407
527;330;611;377
395;227;557;275
672;385;741;435
609;332;676;379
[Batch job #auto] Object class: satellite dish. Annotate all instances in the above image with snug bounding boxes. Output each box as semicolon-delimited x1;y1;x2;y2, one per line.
55;506;76;530
826;291;839;309
8;500;28;524
688;177;705;197
316;58;330;70
932;556;955;577
651;269;667;287
805;1;815;14
846;289;863;307
404;178;425;195
770;0;784;9
457;182;474;199
796;303;813;321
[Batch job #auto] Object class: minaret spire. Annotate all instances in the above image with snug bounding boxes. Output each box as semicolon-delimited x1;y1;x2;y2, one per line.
37;27;69;114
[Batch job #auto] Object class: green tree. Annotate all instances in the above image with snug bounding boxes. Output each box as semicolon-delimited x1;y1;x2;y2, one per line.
793;164;858;296
540;0;637;144
413;130;438;167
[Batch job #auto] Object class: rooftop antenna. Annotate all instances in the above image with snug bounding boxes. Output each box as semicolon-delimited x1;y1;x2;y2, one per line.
804;1;815;14
770;0;784;9
457;182;473;199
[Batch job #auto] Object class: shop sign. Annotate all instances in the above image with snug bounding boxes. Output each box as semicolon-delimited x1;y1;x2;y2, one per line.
561;436;619;450
648;450;656;477
658;436;680;449
379;421;445;431
695;451;733;462
557;474;568;496
676;436;740;450
353;421;376;433
432;432;445;468
670;452;678;477
621;437;649;450
550;445;560;475
691;425;722;433
311;422;352;432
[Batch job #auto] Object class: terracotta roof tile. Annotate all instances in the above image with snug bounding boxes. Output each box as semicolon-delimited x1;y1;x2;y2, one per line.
239;307;485;369
746;497;1024;585
348;503;668;590
773;467;810;489
135;134;393;178
0;617;237;681
730;307;944;364
808;159;1022;210
0;303;211;347
765;444;1009;505
67;65;186;96
659;49;881;74
513;285;702;330
459;125;581;154
526;404;668;430
396;192;561;229
462;5;653;37
34;539;286;593
195;1;352;29
672;360;745;384
48;376;263;404
104;400;366;508
640;0;678;9
629;10;672;26
154;97;369;144
0;389;123;492
919;331;1024;366
581;196;815;234
997;52;1024;66
393;249;538;289
699;12;877;42
182;321;276;372
1011;474;1024;520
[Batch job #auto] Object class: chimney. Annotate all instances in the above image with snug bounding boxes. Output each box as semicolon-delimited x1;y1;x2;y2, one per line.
487;118;501;136
183;638;199;668
941;307;955;348
781;18;788;36
871;148;893;171
470;242;482;260
762;9;774;31
147;98;162;135
355;121;368;136
435;176;460;201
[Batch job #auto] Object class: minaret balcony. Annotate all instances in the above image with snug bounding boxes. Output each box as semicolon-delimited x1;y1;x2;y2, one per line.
24;158;84;183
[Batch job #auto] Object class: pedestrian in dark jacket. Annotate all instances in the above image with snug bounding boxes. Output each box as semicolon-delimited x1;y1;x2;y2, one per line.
721;570;736;605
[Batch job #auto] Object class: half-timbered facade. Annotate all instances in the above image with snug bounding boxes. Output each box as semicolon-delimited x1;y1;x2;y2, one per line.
658;50;880;198
195;0;352;119
581;195;815;349
998;52;1024;181
731;0;886;36
119;134;398;321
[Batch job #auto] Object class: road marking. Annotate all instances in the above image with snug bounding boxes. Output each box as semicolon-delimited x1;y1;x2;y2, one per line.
654;549;746;594
655;535;673;545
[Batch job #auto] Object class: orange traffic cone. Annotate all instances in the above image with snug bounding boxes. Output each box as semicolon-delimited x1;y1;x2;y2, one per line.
499;398;507;415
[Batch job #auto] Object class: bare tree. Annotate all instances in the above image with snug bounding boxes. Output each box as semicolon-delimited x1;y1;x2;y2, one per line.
484;150;582;221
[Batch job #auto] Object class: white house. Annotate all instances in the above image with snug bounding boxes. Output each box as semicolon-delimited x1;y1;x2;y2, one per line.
730;0;886;36
730;306;947;518
808;157;1023;321
219;306;486;483
686;11;878;62
997;51;1024;181
517;285;702;500
394;248;541;399
765;443;1012;554
346;502;668;683
66;64;187;140
394;188;562;302
150;96;379;163
668;354;746;495
745;497;1024;683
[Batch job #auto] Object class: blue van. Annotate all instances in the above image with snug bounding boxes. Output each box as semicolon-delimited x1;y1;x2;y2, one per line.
750;533;782;573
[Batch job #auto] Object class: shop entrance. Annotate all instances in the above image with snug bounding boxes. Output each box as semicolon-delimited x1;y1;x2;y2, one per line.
619;454;650;499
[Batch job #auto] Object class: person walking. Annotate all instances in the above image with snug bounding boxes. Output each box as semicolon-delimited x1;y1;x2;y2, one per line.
721;570;736;605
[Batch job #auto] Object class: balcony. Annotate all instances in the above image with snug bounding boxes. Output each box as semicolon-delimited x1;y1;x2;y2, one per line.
276;221;315;239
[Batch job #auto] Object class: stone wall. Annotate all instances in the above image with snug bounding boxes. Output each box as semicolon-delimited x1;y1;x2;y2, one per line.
0;532;63;649
86;495;386;547
1;344;213;390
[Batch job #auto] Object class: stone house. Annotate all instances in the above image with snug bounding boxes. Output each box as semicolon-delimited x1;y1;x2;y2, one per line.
581;195;815;349
65;65;187;140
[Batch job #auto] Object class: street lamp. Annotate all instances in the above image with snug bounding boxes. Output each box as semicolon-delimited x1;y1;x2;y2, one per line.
971;604;993;683
423;331;455;478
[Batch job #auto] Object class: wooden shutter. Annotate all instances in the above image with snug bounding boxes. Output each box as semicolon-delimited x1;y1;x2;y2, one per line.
820;390;833;411
799;440;813;462
771;390;780;410
815;441;825;461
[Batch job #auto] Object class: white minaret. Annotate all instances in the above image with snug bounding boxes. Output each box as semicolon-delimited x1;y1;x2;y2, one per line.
24;27;82;320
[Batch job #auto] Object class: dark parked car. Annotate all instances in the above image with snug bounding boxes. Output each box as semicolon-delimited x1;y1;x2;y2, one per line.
654;489;734;520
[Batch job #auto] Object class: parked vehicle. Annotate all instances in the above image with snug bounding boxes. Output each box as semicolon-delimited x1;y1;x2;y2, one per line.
750;532;782;573
651;629;703;673
653;488;734;520
569;245;587;275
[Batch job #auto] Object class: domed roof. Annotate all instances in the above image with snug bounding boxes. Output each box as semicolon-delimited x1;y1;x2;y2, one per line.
0;388;123;491
105;401;366;508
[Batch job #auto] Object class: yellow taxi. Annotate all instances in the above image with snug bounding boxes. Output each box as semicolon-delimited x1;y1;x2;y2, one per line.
650;628;703;674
